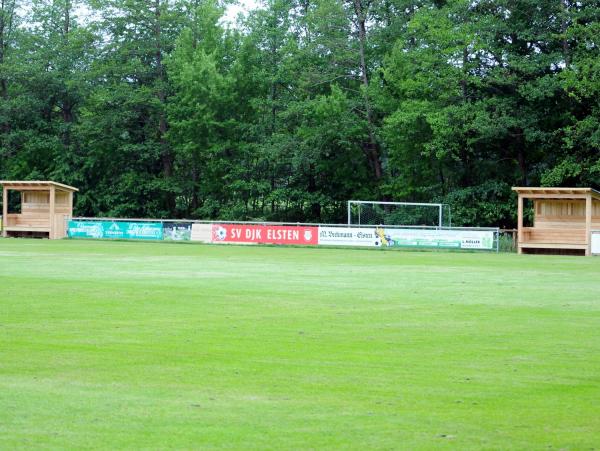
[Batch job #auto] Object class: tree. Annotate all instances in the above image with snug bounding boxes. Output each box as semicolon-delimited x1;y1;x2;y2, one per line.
77;0;188;217
1;0;598;226
167;0;237;217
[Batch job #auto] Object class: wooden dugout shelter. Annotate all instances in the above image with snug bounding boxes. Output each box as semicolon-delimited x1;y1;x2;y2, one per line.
1;181;78;239
513;187;600;256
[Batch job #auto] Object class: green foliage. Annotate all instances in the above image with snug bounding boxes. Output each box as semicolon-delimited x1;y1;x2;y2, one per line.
1;0;598;225
442;181;515;227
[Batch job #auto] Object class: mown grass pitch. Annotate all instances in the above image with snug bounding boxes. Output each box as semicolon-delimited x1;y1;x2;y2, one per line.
1;239;599;449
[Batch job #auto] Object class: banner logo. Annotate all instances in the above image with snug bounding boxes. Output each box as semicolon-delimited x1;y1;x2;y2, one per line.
214;226;227;241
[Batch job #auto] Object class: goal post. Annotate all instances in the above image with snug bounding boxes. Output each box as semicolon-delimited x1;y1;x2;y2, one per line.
347;200;451;228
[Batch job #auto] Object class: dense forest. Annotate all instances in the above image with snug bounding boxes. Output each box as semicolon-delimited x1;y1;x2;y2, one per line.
0;0;598;226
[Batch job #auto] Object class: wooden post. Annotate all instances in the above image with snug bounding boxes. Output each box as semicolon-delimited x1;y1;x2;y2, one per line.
585;194;592;256
49;185;56;239
67;190;74;238
517;194;524;254
2;186;7;238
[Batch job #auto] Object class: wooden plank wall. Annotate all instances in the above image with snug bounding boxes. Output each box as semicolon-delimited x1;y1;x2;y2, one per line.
518;198;600;252
534;199;600;229
16;190;51;230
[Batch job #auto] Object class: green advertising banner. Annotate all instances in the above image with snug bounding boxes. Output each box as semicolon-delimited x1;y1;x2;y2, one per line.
68;221;163;240
381;227;494;250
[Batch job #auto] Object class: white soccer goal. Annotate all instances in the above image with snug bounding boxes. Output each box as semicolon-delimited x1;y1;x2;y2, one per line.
347;200;451;228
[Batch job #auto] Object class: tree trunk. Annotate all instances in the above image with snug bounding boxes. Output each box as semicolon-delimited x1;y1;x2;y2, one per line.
517;147;527;186
438;163;446;195
0;0;5;99
461;46;468;99
271;174;275;214
352;0;382;180
514;129;527;186
307;163;321;220
560;0;570;67
0;0;16;101
61;0;73;147
191;164;199;213
63;0;70;39
154;0;175;214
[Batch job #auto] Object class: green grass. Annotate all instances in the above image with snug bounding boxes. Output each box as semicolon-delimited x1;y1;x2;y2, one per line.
1;239;599;450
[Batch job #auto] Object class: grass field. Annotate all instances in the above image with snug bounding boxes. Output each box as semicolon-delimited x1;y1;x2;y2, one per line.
1;239;600;449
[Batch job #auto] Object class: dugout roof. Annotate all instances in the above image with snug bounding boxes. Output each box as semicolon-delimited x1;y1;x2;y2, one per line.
512;187;600;200
0;181;79;192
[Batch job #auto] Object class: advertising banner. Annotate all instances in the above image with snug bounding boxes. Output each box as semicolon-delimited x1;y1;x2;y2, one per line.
68;221;104;238
68;221;163;240
592;231;600;255
318;226;494;250
191;223;212;242
211;224;318;245
383;228;494;250
67;219;494;250
318;227;379;247
163;222;192;241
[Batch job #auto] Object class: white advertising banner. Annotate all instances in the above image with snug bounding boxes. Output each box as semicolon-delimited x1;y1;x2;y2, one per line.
318;226;495;250
592;231;600;255
318;227;380;247
190;223;212;243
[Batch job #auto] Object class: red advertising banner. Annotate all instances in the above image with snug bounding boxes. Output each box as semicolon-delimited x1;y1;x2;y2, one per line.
211;224;318;245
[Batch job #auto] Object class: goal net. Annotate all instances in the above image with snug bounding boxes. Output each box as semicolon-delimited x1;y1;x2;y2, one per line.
347;201;451;227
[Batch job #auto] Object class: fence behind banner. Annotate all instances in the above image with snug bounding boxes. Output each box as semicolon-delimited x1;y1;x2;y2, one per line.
67;218;500;252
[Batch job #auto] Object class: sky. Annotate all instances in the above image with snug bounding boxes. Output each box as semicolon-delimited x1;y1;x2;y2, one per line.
18;0;262;29
223;0;261;26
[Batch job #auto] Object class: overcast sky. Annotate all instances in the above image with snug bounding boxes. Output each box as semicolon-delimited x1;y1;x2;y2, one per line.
19;0;262;29
223;0;260;25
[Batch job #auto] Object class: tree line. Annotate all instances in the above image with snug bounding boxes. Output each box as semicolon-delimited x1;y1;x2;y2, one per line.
0;0;598;226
